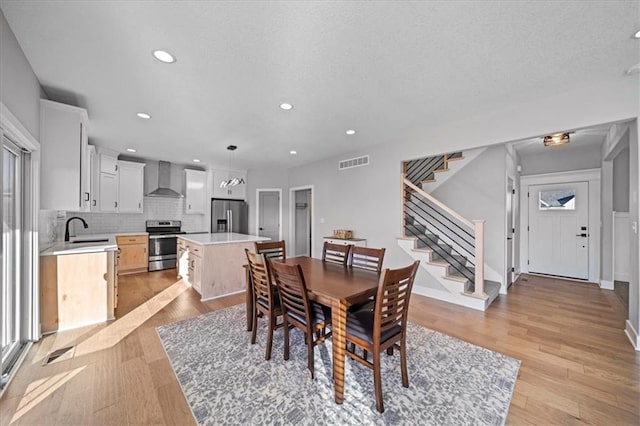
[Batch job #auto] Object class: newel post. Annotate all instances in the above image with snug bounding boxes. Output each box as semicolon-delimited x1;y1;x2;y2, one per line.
473;219;486;298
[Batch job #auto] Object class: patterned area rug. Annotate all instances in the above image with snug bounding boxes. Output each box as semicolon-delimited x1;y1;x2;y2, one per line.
157;305;520;426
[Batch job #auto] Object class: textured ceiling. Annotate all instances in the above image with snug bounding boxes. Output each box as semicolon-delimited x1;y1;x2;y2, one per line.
1;1;638;169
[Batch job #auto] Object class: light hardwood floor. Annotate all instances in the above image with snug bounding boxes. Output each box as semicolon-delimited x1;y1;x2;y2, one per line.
1;271;638;425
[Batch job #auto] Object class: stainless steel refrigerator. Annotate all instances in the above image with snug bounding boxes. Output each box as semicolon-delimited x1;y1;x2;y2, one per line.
211;198;249;233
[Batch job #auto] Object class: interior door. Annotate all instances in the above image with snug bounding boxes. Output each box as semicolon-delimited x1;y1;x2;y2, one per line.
258;191;280;241
528;181;589;279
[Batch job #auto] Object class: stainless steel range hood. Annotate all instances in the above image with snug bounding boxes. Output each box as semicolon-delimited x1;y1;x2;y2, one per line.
146;160;184;198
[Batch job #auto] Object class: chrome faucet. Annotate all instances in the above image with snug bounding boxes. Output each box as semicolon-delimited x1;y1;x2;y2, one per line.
64;216;88;242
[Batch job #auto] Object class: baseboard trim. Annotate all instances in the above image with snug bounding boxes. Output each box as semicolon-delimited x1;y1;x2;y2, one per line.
624;320;639;351
599;280;614;290
200;289;244;303
412;285;486;311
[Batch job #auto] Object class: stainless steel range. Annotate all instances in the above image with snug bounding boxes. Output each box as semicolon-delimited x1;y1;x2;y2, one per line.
146;220;185;271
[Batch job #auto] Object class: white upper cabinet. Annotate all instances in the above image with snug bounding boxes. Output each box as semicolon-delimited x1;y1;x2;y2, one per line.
40;99;90;211
118;161;145;213
99;172;119;212
184;169;207;214
95;147;119;212
212;169;247;200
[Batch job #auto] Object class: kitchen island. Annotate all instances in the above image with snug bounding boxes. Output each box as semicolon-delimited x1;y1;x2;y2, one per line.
40;236;118;333
177;233;269;301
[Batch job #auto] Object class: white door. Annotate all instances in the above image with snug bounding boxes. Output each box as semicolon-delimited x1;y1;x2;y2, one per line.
258;191;280;241
528;181;589;279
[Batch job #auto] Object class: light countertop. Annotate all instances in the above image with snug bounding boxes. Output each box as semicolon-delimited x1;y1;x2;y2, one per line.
40;234;118;256
178;233;270;246
39;232;148;256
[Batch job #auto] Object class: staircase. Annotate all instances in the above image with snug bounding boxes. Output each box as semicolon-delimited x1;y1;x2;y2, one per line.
398;152;500;311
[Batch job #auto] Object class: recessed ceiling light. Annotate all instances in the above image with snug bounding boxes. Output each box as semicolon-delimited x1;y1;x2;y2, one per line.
193;159;201;163
152;50;176;63
289;150;297;155
634;29;640;39
136;112;151;119
126;148;137;153
626;63;640;75
280;103;293;110
346;129;356;135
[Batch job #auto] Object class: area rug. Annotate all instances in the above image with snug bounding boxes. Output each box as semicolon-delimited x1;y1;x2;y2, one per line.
156;305;520;426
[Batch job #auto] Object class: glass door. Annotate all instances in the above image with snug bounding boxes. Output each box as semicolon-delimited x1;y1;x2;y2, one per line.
1;137;24;389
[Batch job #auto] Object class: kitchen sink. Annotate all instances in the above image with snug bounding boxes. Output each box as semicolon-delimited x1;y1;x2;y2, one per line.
71;239;109;244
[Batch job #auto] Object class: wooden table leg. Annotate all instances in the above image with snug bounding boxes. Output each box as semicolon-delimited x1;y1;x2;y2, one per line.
331;299;347;404
244;265;253;331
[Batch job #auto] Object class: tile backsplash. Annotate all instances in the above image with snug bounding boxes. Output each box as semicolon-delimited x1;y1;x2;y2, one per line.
40;196;208;244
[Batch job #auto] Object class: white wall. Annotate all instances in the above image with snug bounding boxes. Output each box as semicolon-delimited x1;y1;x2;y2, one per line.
520;144;603;176
613;146;630;212
0;10;41;140
246;78;637;295
432;145;507;286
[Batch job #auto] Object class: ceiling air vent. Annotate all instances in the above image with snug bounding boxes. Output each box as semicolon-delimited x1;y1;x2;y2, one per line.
338;155;370;171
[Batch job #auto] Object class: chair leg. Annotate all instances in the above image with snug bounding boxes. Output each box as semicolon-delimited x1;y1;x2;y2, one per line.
307;333;315;379
283;319;290;361
400;340;409;388
373;351;384;413
265;314;275;360
250;308;258;345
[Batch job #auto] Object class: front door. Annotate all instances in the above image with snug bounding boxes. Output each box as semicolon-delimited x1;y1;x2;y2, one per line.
528;181;589;280
258;191;280;241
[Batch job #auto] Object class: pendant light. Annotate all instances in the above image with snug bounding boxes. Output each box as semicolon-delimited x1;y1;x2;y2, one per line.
220;145;246;188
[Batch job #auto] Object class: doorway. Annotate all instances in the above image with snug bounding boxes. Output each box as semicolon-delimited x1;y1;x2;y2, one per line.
290;186;313;257
528;181;590;280
256;189;282;241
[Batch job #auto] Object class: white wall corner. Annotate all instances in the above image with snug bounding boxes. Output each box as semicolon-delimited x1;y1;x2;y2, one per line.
599;279;614;290
625;320;639;351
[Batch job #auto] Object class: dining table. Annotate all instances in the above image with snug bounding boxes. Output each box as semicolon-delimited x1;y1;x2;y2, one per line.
245;256;380;404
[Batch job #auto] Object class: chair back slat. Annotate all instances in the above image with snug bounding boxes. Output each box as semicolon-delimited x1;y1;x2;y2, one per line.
255;240;286;261
271;262;311;328
322;242;351;266
245;249;276;305
349;246;385;273
374;261;420;340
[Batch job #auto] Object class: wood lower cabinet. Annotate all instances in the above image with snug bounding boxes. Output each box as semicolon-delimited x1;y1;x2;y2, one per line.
116;234;149;275
40;250;117;333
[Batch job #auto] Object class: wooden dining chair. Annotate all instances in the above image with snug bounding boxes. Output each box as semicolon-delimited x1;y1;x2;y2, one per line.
270;261;332;379
349;246;386;273
322;241;351;266
245;249;283;360
254;240;286;262
344;260;420;413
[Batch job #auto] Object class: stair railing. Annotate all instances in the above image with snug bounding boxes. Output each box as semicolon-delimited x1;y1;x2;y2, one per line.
402;174;486;299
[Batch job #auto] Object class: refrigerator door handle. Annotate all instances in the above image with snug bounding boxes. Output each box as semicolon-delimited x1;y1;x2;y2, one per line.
230;210;233;233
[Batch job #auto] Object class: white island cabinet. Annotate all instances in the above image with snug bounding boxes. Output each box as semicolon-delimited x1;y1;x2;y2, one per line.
177;233;269;301
40;99;91;211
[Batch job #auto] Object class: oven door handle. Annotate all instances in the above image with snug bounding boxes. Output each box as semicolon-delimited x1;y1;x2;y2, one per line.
148;234;181;239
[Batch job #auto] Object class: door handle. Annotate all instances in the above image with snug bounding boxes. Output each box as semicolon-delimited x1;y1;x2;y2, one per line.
576;233;588;237
506;237;512;240
259;227;264;231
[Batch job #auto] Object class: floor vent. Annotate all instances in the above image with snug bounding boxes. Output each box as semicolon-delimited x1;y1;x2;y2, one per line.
339;155;369;171
42;346;75;366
